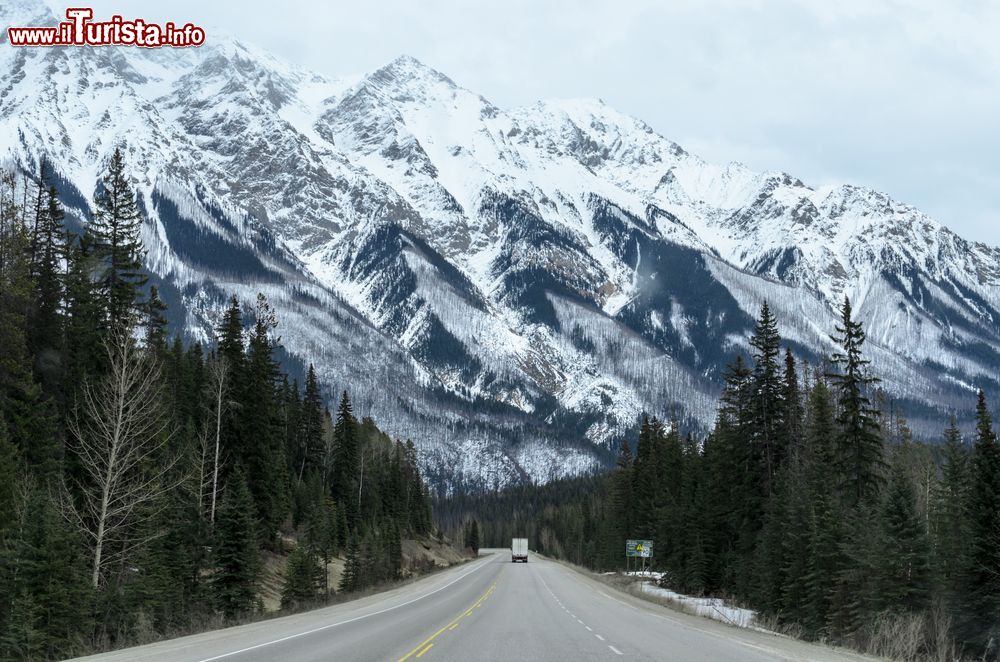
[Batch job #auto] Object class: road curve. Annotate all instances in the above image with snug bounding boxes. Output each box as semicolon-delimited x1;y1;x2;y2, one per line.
74;550;872;662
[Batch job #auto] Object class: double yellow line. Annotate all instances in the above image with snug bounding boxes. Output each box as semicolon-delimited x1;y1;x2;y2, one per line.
397;581;498;661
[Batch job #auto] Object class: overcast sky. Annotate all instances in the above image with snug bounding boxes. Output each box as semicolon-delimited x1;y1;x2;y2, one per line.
80;0;1000;245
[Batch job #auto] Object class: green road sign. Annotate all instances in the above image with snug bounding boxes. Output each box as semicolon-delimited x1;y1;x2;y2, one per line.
626;539;653;558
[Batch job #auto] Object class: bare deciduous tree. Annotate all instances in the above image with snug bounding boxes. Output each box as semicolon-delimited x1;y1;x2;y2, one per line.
63;328;179;588
205;353;230;525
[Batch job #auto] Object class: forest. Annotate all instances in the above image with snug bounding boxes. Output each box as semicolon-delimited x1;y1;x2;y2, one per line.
0;151;435;659
439;301;1000;660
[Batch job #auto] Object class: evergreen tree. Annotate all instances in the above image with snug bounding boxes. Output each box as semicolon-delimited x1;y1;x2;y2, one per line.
0;418;17;537
0;487;92;660
26;180;66;394
879;458;931;612
305;493;338;600
90;147;147;329
332;391;359;529
339;536;361;593
144;285;168;353
962;390;1000;652
213;471;260;619
931;415;969;608
827;296;885;507
300;364;325;481
469;519;480;554
63;231;103;394
386;520;403;580
749;302;786;495
782;349;803;455
216;296;245;368
607;440;633;567
281;545;322;609
240;294;290;539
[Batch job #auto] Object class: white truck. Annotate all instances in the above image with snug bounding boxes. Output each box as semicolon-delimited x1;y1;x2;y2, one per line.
511;538;529;563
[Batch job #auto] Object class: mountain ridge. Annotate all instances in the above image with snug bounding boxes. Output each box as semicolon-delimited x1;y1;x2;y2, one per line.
2;5;997;486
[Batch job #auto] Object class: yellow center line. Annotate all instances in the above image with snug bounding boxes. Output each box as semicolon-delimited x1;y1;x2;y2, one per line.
397;582;498;662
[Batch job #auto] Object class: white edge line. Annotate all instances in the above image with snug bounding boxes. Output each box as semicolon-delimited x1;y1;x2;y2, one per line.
197;557;494;661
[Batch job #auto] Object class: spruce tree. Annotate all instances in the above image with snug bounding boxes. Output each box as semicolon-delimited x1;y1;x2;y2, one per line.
213;471;260;619
607;440;633;567
90;147;147;329
0;418;16;537
339;535;361;593
63;231;103;392
26;181;66;394
931;415;969;608
1;487;92;660
144;285;168;353
281;545;322;609
782;349;803;455
300;364;325;480
241;293;290;539
469;519;480;554
332;391;359;529
828;296;885;507
749;302;786;495
962;390;1000;651
879;458;931;612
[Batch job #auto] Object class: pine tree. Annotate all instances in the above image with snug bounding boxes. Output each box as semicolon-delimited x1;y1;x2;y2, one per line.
339;535;361;593
63;230;103;393
879;458;931;612
1;487;92;660
0;170;60;480
144;285;168;353
213;471;260;619
332;391;359;529
469;519;480;554
962;390;1000;652
828;296;885;507
0;418;18;536
240;293;290;539
216;296;245;368
607;440;633;567
749;302;786;495
783;349;803;456
281;545;322;609
931;415;969;608
26;180;66;394
305;493;338;600
90;147;147;329
300;364;325;481
386;519;403;580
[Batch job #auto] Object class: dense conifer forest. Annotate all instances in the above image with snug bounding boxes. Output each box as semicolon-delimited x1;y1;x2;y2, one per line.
439;301;1000;660
0;153;435;659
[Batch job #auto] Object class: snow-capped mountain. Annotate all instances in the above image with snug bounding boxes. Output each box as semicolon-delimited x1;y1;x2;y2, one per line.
3;0;998;486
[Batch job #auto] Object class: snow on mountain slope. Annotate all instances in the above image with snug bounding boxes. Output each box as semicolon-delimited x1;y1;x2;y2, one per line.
3;0;999;486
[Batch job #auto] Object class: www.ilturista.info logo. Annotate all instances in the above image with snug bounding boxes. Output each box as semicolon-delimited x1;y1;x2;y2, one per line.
6;8;206;48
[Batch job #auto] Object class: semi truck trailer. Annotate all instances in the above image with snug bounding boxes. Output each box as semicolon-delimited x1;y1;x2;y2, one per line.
511;538;528;563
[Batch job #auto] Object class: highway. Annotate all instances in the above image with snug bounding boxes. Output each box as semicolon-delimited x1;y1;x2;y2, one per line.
75;550;872;662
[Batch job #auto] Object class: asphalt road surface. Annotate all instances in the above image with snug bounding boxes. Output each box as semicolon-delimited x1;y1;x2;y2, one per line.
75;550;872;662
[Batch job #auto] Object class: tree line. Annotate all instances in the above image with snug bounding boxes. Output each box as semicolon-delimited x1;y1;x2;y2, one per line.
440;300;1000;660
0;151;434;659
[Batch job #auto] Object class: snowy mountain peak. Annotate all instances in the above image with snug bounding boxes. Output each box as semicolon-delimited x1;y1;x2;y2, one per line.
0;0;54;27
2;27;998;487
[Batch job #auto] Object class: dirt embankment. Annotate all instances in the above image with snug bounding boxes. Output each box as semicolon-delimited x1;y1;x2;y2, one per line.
259;537;471;611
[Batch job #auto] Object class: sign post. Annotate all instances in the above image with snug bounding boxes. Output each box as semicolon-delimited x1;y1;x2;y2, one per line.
625;539;654;576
